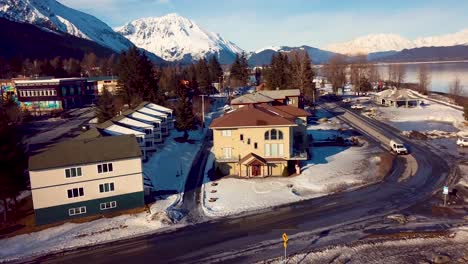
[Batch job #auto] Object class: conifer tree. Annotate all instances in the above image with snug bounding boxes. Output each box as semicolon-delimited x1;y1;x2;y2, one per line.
175;84;197;140
196;58;211;94
208;56;223;84
95;87;117;123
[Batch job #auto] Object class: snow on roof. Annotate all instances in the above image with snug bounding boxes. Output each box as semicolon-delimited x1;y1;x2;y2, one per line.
126;111;162;123
145;103;173;113
114;116;153;129
137;107;168;118
376;88;419;101
102;123;145;136
14;78;87;84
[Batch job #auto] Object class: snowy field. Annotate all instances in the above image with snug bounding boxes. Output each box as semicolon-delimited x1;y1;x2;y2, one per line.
202;143;385;217
264;226;468;264
0;195;178;262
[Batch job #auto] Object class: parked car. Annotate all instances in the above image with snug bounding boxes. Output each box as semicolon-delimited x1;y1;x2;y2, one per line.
350;104;365;109
342;98;351;103
390;139;408;155
456;137;468;147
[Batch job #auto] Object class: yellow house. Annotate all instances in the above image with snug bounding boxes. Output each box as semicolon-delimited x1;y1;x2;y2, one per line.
210;104;310;177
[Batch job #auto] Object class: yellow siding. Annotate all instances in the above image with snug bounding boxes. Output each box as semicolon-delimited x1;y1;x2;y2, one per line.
212;126;293;161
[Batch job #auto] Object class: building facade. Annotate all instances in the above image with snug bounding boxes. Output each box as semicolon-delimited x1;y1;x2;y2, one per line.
210;104;310;177
29;135;144;225
15;78;88;114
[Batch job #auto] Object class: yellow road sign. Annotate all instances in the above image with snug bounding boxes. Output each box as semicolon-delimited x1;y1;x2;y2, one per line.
283;241;288;249
282;233;288;242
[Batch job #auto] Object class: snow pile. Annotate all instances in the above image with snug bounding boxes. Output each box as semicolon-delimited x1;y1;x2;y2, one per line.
0;195;178;262
374;102;467;132
203;144;384;217
267;227;468;264
115;13;243;63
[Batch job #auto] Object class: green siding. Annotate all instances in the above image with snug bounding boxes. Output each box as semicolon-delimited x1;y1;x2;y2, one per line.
35;191;144;225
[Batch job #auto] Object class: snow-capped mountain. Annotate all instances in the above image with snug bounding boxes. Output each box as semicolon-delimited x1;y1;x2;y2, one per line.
0;0;134;52
115;13;244;64
248;45;338;66
325;34;415;55
414;29;468;47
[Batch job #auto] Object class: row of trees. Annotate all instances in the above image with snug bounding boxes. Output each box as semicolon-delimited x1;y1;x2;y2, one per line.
0;53;118;79
262;51;316;101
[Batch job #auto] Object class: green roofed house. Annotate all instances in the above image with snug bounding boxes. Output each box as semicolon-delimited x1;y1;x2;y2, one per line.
29;135;144;225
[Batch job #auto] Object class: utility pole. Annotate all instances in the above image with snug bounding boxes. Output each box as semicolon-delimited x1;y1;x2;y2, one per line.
201;94;206;130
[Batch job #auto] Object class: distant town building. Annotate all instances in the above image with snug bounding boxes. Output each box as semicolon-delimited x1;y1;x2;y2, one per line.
231;89;303;109
88;76;119;94
210;104;310;177
29;135;144;225
373;88;423;107
15;78;90;114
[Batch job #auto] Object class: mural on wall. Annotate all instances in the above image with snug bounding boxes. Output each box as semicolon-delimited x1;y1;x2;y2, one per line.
0;84;19;105
23;101;61;110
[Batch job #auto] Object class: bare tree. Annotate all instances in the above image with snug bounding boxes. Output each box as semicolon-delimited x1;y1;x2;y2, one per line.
449;77;463;99
388;64;406;89
417;64;431;95
323;55;347;94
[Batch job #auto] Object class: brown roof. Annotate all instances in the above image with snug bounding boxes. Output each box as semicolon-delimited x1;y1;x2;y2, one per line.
210;105;296;128
240;153;267;165
29;135;141;171
267;105;311;117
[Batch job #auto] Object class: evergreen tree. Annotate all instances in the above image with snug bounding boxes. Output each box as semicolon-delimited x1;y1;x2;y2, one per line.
95;87;117;123
208;56;223;84
116;47;160;107
264;52;291;90
175;84;197;140
196;58;211;94
0;97;27;222
229;52;249;88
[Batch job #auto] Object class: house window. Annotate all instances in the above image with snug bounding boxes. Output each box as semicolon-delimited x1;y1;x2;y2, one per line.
65;167;82;178
223;147;232;158
222;130;232;137
97;163;113;173
265;129;283;140
136;137;143;143
240;134;244;141
153;123;160;128
100;201;117;210
144;129;152;135
247;138;251;145
68;206;86;216
67;187;84;198
145;141;153;147
99;182;115;193
265;143;270;157
254;143;258;149
264;143;284;157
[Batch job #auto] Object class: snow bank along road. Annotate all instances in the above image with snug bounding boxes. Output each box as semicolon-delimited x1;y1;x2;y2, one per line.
28;103;451;264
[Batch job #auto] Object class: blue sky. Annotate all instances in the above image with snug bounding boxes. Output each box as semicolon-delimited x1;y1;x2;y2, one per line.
59;0;468;51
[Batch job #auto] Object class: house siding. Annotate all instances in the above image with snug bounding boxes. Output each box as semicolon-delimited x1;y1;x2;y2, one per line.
35;191;144;225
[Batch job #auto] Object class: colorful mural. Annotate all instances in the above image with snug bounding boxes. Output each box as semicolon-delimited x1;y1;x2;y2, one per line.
23;101;61;110
0;83;19;105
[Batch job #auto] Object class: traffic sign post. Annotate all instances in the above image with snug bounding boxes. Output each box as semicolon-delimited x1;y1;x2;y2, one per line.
282;233;288;261
443;186;449;206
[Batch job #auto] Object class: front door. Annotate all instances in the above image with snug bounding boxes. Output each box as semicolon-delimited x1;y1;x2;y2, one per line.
252;164;261;176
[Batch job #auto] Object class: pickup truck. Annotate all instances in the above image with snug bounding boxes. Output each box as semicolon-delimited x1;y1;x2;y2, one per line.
390;139;408;155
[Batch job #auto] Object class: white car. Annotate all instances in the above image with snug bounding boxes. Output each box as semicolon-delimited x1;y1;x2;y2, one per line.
342;98;351;103
457;137;468;147
351;104;365;109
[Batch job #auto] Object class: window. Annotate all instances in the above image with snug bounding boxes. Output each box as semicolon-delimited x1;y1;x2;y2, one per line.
279;144;284;156
97;163;113;173
223;147;232;158
99;182;115;193
62;87;67;96
67;187;84;198
145;129;152;135
65;167;82;178
68;206;86;216
265;143;270;157
145;141;153;147
240;134;244;141
271;143;278;156
100;201;117;210
222;130;232;137
254;143;258;149
265;129;283;140
247;138;251;145
153;123;160;128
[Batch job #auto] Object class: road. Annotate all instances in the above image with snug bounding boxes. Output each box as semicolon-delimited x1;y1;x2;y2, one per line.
34;102;452;264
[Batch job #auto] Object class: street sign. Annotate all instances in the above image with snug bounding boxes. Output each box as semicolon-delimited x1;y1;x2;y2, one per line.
443;186;449;195
283;241;288;249
282;233;288;261
282;233;288;243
